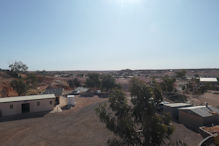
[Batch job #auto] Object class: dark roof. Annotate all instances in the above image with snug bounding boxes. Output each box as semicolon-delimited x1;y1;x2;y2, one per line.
44;88;63;97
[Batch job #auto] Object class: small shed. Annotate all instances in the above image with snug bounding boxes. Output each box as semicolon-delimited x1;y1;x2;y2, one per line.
67;95;75;107
179;105;219;131
163;103;192;121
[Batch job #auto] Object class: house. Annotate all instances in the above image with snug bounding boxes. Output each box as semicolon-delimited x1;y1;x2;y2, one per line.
0;94;56;117
179;105;219;131
163;103;192;120
200;77;218;83
199;77;218;86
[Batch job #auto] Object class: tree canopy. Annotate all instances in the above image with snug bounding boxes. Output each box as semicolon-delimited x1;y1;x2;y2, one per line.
68;78;81;88
9;61;28;73
101;75;117;91
86;73;119;91
96;78;173;146
86;73;101;88
175;70;186;79
160;76;176;93
10;79;28;96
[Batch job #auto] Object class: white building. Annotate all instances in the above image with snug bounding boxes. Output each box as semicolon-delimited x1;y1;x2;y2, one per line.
0;94;56;117
67;95;75;107
200;77;218;83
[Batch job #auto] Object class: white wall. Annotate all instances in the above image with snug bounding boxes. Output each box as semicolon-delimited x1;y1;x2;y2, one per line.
0;98;55;117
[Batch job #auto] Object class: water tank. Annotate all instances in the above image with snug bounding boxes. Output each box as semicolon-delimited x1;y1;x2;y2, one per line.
67;95;75;106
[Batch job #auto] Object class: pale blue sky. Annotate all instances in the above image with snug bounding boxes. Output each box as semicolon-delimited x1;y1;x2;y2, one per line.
0;0;219;71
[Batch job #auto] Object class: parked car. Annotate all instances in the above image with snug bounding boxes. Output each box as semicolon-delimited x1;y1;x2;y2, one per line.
72;90;80;95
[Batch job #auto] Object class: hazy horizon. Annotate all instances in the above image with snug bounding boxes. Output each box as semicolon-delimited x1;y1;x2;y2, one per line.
1;0;219;70
2;67;219;72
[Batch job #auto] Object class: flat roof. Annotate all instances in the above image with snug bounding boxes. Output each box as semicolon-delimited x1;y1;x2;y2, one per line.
179;106;205;110
67;95;75;98
164;103;192;108
0;94;55;103
200;77;218;82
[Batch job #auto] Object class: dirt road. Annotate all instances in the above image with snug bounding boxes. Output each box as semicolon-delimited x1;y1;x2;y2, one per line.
0;97;203;146
0;100;112;146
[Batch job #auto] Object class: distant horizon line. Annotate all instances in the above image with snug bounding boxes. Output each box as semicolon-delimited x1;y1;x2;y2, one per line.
1;67;219;72
26;68;219;72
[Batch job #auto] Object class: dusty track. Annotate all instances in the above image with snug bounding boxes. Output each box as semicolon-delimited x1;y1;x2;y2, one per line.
0;97;203;146
0;100;112;146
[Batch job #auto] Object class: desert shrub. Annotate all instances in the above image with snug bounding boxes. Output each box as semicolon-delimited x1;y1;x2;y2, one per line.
68;78;81;88
175;70;186;79
86;73;101;88
166;93;187;102
10;79;28;96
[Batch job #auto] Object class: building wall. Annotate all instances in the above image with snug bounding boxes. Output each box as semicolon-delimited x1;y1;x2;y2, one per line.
179;110;219;131
0;98;55;117
203;115;219;126
179;110;204;131
215;135;219;145
163;105;192;121
164;106;178;120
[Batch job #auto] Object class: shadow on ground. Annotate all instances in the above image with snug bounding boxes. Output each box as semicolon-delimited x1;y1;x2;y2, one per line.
0;111;50;122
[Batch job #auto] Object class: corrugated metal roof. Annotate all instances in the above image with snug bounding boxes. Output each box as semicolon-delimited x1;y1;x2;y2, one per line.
180;106;205;110
0;94;55;103
180;106;219;117
164;103;192;108
200;78;218;82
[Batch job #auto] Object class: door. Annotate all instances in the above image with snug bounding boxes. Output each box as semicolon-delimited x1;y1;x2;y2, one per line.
22;103;30;113
0;110;2;117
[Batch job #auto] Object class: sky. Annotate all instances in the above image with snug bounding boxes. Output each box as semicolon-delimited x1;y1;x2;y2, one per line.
0;0;219;71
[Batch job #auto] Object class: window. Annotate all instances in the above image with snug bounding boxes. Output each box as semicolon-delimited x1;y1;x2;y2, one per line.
10;104;13;109
37;102;40;106
50;101;53;105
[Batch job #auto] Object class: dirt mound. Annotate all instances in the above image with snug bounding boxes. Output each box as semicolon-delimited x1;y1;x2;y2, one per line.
0;82;17;97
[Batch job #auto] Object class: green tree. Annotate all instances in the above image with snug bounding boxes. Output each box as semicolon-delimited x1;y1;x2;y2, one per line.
194;74;199;78
96;78;173;146
10;79;28;96
68;78;81;88
8;61;28;78
160;76;176;93
175;70;186;79
101;75;116;91
26;73;39;88
9;61;28;73
86;73;101;88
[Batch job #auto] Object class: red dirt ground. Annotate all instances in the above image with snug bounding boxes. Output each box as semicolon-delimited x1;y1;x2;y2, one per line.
0;97;203;146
